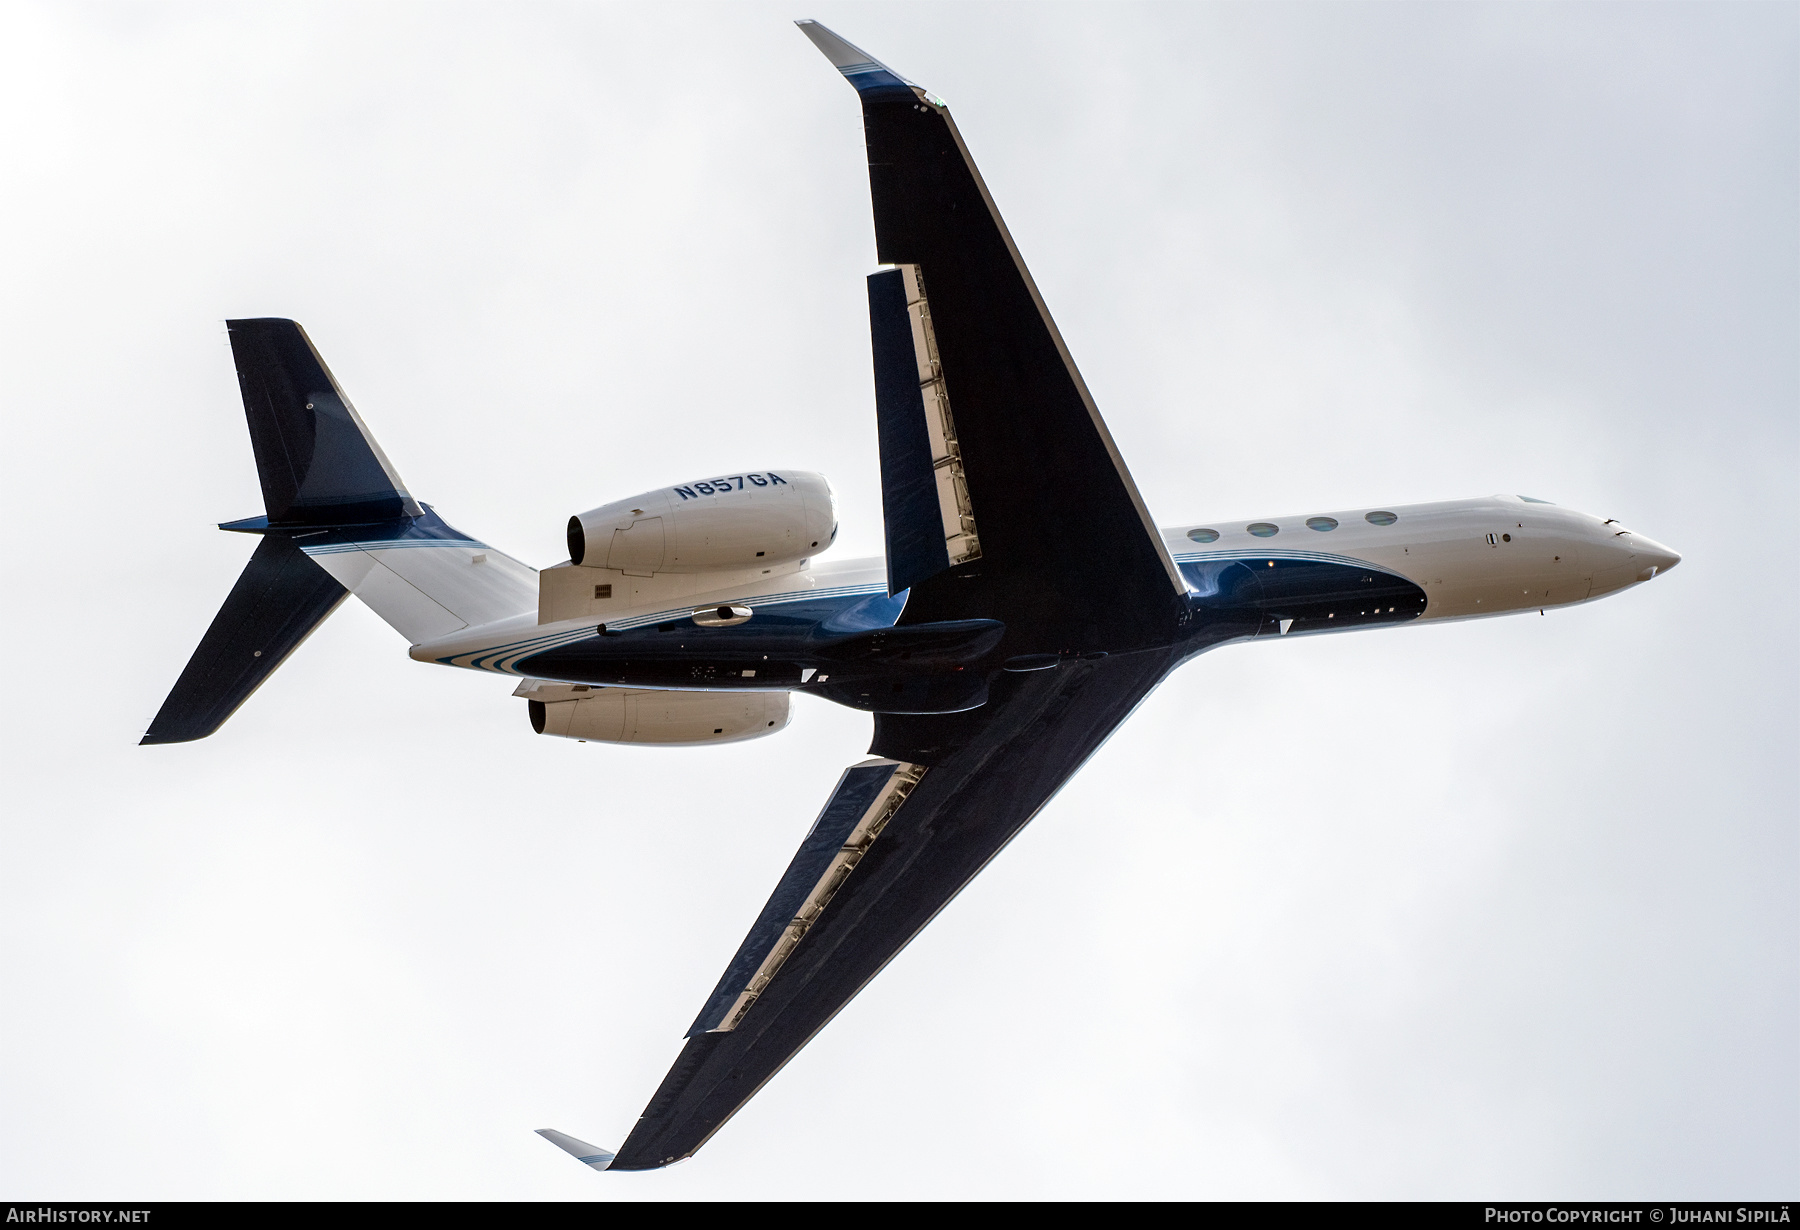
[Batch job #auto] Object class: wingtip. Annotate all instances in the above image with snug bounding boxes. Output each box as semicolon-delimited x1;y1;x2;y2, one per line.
794;18;921;99
536;1128;616;1172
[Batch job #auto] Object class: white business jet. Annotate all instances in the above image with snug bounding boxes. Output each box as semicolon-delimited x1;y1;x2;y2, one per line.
144;21;1678;1171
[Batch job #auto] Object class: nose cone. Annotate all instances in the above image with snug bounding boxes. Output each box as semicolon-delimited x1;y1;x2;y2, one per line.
1633;536;1681;581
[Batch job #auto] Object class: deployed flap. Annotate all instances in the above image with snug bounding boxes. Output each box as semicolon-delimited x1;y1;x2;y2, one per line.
141;535;348;744
687;758;925;1035
869;266;979;595
228;318;422;527
608;648;1172;1170
803;22;1183;651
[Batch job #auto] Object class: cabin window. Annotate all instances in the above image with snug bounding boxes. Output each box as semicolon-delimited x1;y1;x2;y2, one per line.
1365;511;1399;526
1187;528;1220;543
1305;516;1338;532
1247;522;1279;538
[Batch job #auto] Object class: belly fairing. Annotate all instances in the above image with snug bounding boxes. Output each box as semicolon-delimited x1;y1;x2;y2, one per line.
511;587;1005;714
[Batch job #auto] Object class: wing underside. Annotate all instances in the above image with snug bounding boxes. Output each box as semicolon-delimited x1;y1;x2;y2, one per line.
803;20;1183;653
608;648;1171;1169
577;24;1188;1173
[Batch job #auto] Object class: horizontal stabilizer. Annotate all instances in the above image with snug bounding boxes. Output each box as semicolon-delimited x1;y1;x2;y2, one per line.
141;535;348;744
535;1128;615;1172
228;318;421;527
293;508;537;643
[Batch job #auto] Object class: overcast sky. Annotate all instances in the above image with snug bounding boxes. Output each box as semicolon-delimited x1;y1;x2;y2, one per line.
0;0;1793;1200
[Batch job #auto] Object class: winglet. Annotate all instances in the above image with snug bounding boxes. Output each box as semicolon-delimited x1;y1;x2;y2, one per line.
536;1128;615;1172
795;19;923;101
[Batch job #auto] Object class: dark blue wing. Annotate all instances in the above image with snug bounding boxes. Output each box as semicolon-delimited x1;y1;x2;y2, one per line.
597;26;1191;1171
608;648;1172;1169
801;21;1184;650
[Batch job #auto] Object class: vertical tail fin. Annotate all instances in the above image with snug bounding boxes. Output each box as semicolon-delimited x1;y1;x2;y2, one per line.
143;318;418;743
228;317;421;526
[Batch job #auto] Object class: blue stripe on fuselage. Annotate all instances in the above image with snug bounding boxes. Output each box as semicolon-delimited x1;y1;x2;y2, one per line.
1178;555;1427;650
429;582;896;675
446;553;1428;686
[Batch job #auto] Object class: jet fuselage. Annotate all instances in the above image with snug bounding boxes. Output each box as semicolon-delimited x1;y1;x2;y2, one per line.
408;493;1678;715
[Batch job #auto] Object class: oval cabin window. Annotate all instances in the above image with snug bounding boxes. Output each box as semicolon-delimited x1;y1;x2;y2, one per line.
1365;511;1399;526
1187;528;1220;543
1247;523;1279;538
1306;516;1338;532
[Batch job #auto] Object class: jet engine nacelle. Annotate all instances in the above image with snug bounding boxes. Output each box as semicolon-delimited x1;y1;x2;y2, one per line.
519;681;791;746
566;471;835;575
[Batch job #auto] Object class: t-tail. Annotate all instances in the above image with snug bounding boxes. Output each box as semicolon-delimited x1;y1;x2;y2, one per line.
141;319;535;745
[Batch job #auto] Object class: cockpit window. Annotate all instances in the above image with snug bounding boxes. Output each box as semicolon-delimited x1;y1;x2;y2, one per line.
1365;511;1398;526
1187;528;1220;543
1518;495;1554;504
1305;516;1338;532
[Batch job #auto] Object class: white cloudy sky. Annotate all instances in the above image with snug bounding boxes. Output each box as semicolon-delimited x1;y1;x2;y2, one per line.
0;0;1793;1201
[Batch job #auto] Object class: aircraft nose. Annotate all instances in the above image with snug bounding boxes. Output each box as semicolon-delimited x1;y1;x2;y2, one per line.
1634;537;1681;580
